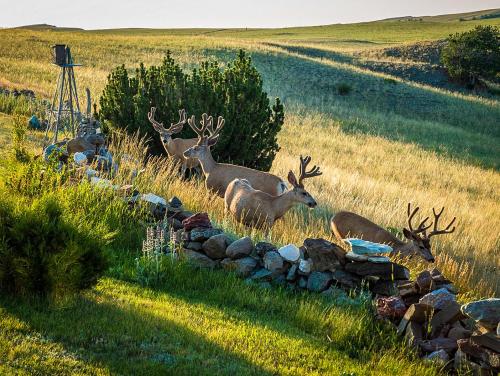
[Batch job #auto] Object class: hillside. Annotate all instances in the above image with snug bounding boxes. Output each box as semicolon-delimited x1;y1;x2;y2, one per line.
0;10;499;375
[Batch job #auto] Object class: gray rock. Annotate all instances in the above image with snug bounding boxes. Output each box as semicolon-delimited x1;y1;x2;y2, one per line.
307;271;333;292
278;244;300;262
303;238;345;271
345;261;410;280
298;259;312;274
221;257;257;277
250;268;273;281
273;275;287;286
202;234;230;259
185;242;203;251
182;249;218;269
346;251;368;262
371;280;397;296
424;349;450;365
461;298;500;330
226;236;253;259
190;227;223;242
331;269;361;289
298;277;308;289
286;264;298;281
264;251;284;272
255;241;277;257
419;288;457;310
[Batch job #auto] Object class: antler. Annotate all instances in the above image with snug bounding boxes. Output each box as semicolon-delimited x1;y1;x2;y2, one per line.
148;107;186;134
188;113;211;138
428;207;456;238
298;155;322;187
148;107;167;133
407;203;432;234
207;116;225;143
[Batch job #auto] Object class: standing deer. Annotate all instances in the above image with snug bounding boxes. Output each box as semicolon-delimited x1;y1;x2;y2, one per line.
225;156;322;228
330;203;457;262
148;107;199;176
183;113;288;197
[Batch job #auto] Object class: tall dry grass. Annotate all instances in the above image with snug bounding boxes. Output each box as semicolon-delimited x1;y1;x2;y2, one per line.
106;111;499;298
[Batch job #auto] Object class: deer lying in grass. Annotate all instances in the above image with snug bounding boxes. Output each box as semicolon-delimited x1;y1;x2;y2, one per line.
330;203;456;262
225;156;322;228
183;113;288;197
148;107;199;176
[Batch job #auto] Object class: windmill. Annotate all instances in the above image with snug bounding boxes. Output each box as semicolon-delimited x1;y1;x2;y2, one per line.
45;44;83;143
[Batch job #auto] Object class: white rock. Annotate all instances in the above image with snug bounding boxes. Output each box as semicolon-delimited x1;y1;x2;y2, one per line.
299;259;312;274
344;238;392;255
278;244;300;262
141;193;167;206
73;152;88;166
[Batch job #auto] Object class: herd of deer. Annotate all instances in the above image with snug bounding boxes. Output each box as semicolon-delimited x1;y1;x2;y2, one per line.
148;107;457;263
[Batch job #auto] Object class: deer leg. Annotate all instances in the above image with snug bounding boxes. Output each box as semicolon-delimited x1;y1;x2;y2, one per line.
180;162;187;179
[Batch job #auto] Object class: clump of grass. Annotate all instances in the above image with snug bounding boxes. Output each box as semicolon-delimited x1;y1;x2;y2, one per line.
337;82;352;95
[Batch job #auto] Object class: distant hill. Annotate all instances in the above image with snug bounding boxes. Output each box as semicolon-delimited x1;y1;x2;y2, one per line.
382;8;500;22
14;23;84;31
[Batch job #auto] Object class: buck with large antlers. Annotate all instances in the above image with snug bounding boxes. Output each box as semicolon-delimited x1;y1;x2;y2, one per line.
330;203;457;262
148;107;199;176
183;113;288;197
225;156;322;228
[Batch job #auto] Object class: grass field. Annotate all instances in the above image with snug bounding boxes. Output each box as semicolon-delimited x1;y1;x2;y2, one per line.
0;10;499;375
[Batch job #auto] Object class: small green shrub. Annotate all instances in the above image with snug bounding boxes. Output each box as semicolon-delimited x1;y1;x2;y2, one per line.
0;193;108;299
337;83;352;95
11;115;30;162
441;25;500;87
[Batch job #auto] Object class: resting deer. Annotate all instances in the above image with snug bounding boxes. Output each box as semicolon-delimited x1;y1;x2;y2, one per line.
330;203;457;262
148;107;199;176
183;113;288;197
225;156;322;228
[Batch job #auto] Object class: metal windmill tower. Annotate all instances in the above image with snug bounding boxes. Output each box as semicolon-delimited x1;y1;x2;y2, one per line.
45;44;82;143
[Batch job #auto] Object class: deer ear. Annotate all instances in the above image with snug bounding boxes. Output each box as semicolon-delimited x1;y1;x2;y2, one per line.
403;228;415;240
207;135;220;147
288;171;298;187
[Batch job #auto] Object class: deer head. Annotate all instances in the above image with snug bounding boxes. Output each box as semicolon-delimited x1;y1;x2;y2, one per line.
401;203;456;262
148;107;187;145
287;155;322;208
183;113;224;159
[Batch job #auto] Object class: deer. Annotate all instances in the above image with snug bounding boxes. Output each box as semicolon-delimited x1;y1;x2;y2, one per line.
330;203;457;262
225;155;322;228
183;113;288;197
147;107;199;176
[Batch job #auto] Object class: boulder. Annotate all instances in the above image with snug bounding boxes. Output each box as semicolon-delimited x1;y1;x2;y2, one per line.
298;277;308;289
182;249;218;269
303;238;346;270
429;301;464;337
420;337;458;354
405;321;424;348
307;271;332;292
397;304;435;335
448;323;472;341
184;242;203;251
454;349;484;374
371;280;397;296
331;269;361;290
298;259;312;275
419;288;457;310
255;242;277;257
182;212;211;231
278;244;300;263
221;257;257;277
398;281;419;298
190;228;223;242
344;238;392;255
367;256;391;263
345;261;410;280
416;270;434;293
430;268;451;284
226;237;253;259
286;264;298;281
264;251;284;272
249;268;273;282
345;251;368;262
458;338;500;368
470;333;500;354
202;234;231;259
461;298;500;331
424;349;450;366
376;296;407;319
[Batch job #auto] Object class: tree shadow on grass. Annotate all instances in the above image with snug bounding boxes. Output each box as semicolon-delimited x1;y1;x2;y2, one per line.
0;291;274;376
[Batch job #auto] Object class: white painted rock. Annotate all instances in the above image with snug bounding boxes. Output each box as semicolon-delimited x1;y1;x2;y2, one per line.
278;244;300;262
299;259;312;274
344;238;392;255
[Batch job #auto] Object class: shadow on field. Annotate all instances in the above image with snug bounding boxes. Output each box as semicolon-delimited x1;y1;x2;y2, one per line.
0;291;274;375
240;47;500;170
